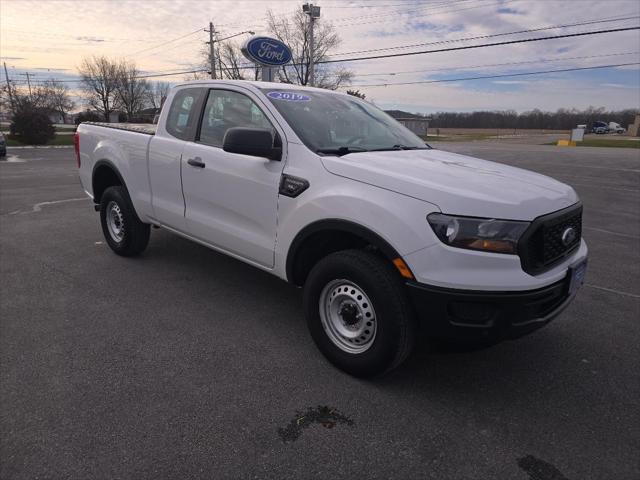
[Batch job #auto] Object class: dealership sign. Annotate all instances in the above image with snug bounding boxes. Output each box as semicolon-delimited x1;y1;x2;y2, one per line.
241;36;292;67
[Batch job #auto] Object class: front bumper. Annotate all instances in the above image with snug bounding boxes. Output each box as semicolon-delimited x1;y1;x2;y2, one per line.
406;271;577;342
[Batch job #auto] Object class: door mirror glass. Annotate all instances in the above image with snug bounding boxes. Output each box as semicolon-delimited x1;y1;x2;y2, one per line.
223;127;282;160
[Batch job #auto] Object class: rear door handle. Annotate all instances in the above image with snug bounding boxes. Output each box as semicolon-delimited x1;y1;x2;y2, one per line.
187;157;205;168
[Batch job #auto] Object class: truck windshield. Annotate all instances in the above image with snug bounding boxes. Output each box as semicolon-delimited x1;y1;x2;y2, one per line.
261;89;429;155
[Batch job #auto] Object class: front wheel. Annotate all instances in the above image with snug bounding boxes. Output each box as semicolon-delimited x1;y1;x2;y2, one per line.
99;186;150;256
303;250;417;377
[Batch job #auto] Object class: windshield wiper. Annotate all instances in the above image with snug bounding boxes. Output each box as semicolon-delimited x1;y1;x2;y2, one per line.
371;144;428;151
316;146;369;156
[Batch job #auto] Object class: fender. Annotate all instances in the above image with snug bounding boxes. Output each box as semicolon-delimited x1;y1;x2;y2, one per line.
92;159;129;202
285;218;403;284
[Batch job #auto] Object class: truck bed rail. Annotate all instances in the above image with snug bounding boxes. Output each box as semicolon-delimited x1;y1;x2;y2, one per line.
82;122;156;135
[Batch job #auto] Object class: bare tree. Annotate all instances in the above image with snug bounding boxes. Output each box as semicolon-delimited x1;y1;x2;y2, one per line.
0;81;14;114
10;83;50;112
217;41;249;80
266;9;353;89
79;56;120;122
115;61;148;120
197;41;255;81
146;81;171;110
346;89;366;99
41;80;75;123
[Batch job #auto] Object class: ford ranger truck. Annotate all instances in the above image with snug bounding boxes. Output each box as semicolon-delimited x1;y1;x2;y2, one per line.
75;81;588;377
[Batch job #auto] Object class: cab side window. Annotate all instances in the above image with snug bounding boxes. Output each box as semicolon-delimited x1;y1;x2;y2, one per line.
198;89;275;147
166;88;203;140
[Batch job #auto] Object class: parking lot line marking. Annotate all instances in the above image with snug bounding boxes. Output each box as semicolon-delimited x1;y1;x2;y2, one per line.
583;226;640;240
585;284;640;299
26;197;87;214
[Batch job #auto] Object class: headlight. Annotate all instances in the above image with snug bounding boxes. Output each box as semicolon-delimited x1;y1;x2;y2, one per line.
427;213;529;254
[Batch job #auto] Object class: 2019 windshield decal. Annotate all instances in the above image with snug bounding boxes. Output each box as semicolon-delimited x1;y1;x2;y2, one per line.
267;91;311;102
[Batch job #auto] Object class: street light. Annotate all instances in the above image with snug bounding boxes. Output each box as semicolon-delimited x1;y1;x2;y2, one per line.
303;3;320;86
217;30;255;42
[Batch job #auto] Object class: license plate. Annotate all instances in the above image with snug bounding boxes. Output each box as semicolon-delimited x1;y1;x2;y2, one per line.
568;258;588;296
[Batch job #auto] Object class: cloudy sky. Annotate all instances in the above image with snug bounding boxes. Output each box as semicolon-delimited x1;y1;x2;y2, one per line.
1;0;639;113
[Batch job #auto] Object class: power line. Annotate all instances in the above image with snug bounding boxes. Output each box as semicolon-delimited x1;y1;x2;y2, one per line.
169;20;640;72
7;26;639;84
330;0;481;21
206;0;503;33
135;35;203;60
331;14;640;57
317;26;640;65
331;0;518;28
322;0;490;24
346;62;640;87
125;28;203;57
349;51;640;77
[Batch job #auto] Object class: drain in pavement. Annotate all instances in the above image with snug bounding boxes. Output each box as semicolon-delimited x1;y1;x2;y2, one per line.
278;405;354;442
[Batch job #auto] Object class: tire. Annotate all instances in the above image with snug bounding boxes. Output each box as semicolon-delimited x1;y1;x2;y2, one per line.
303;249;417;377
99;186;150;257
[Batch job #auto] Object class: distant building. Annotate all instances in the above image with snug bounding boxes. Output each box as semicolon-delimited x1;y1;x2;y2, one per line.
628;114;640;137
48;112;66;124
385;110;429;137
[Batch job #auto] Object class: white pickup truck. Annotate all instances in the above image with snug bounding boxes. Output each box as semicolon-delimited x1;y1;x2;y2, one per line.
76;80;588;377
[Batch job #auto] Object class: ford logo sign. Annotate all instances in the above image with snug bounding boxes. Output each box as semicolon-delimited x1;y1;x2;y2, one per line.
561;227;577;246
241;36;292;67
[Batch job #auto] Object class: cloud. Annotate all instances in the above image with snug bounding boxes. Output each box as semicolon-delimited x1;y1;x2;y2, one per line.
1;0;639;113
601;83;638;89
76;36;105;43
497;7;523;14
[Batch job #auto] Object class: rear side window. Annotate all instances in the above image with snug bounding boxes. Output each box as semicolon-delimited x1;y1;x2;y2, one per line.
198;89;274;147
165;88;204;140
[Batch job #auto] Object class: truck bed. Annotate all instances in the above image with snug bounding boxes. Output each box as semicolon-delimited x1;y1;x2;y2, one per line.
82;122;156;135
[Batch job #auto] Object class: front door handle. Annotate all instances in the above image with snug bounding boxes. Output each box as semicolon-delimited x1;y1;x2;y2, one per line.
187;157;205;168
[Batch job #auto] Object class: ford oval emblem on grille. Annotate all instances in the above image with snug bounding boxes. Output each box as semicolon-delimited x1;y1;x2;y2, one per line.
561;227;577;246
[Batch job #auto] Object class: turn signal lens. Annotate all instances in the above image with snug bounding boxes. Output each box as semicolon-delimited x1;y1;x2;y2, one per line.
393;257;414;279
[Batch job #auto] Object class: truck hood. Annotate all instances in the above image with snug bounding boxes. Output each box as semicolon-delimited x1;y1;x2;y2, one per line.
320;148;578;220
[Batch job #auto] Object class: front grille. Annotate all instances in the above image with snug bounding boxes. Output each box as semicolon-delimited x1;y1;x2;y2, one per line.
518;203;582;275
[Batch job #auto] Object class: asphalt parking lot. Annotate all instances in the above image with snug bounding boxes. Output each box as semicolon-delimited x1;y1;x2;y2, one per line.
1;144;638;479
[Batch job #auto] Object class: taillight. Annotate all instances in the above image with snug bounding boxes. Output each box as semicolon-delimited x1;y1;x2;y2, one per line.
74;132;80;168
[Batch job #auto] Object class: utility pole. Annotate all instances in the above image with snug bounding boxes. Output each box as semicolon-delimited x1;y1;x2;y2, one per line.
303;3;321;86
205;22;217;80
3;62;15;111
18;72;34;98
206;29;254;81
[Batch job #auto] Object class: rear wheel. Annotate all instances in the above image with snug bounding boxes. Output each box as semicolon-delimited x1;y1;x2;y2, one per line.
303;249;417;377
99;186;150;256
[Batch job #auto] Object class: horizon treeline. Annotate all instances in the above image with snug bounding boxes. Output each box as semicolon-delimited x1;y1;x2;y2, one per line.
425;107;638;130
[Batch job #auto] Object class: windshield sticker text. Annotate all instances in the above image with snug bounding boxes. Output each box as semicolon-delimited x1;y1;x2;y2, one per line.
267;92;311;102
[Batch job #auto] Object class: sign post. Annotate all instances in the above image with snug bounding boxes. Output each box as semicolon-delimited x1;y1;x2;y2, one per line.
241;36;293;83
261;67;275;82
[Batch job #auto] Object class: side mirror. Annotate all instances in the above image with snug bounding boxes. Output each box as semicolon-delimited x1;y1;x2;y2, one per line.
222;127;282;161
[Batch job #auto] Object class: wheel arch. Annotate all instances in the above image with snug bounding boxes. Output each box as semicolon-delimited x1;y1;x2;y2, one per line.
92;160;128;204
285;219;404;286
